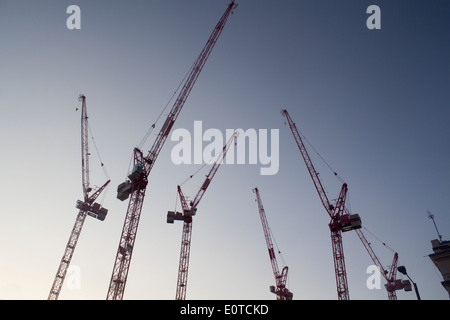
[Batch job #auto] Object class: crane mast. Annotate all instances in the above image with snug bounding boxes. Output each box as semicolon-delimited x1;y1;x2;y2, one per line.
253;187;292;300
48;95;110;300
168;132;238;300
281;109;361;300
107;2;237;300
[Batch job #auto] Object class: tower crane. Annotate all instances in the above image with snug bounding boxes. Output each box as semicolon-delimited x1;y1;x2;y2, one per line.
281;109;361;300
106;1;237;300
253;187;293;300
356;229;412;299
48;95;110;300
167;132;238;300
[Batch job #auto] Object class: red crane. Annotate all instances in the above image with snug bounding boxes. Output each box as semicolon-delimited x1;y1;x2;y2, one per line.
48;94;110;300
167;132;238;300
281;109;361;300
356;229;412;299
106;2;237;300
253;187;293;300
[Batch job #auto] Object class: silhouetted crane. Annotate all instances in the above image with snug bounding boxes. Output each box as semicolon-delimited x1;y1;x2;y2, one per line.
106;2;237;300
48;95;110;300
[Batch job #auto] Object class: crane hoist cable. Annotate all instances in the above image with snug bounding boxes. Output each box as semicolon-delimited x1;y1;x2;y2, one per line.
362;226;397;255
180;133;237;187
138;61;196;151
285;121;347;185
265;209;290;288
134;57;198;178
179;163;209;187
86;119;110;206
88;121;109;180
269;227;288;271
175;145;229;213
87;119;110;204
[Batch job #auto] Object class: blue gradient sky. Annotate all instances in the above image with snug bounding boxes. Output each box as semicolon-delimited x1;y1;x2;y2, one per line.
0;0;449;300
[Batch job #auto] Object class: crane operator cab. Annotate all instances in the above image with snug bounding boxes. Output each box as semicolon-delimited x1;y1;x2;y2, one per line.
167;208;197;224
117;163;145;201
339;214;362;232
127;163;144;182
76;200;108;221
167;211;183;224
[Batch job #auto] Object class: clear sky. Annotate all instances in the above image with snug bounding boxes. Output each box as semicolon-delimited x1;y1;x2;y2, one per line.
0;0;449;300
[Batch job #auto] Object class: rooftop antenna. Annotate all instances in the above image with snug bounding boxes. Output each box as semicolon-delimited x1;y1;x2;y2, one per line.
427;210;443;243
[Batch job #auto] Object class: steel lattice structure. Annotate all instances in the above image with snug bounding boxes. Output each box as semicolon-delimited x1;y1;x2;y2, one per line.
356;229;412;299
253;187;293;300
169;132;238;300
281;109;361;300
106;2;237;300
48;95;110;300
